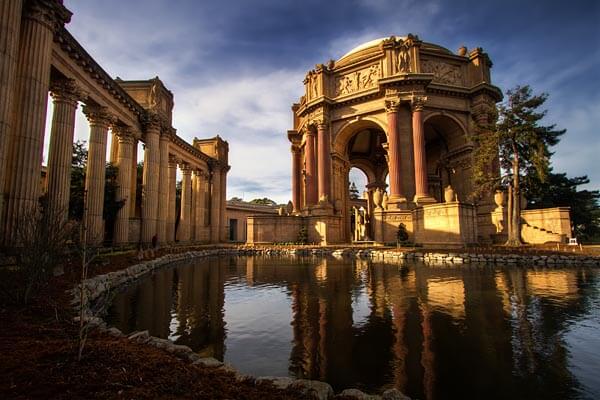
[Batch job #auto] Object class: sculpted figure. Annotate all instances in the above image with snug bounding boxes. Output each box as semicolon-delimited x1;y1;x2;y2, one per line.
396;45;411;73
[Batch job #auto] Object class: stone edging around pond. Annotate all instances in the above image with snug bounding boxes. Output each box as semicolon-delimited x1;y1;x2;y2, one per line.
72;247;600;400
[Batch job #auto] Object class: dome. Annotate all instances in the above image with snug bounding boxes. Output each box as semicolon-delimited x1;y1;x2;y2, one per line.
337;36;453;62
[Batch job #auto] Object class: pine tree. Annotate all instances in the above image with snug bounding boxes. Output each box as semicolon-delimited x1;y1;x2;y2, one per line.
473;85;565;246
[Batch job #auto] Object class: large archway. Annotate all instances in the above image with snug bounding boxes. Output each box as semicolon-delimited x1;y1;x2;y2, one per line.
424;114;472;203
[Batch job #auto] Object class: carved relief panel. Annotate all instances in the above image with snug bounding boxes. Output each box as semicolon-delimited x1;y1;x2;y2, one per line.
421;59;463;86
335;64;381;97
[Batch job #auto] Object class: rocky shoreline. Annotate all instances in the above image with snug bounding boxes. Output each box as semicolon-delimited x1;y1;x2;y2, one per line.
73;247;600;399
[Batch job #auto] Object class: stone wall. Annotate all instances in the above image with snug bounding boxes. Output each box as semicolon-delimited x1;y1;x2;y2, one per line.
247;215;303;243
413;202;477;246
521;207;571;243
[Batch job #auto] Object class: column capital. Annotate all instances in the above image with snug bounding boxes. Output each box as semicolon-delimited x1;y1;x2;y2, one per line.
82;105;114;128
143;112;163;132
24;0;72;32
161;126;176;140
181;163;192;174
385;100;401;113
410;95;428;112
291;144;301;154
113;125;135;144
168;154;179;167
50;78;83;106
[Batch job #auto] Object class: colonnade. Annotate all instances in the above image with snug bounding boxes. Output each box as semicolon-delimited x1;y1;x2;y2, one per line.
0;0;228;247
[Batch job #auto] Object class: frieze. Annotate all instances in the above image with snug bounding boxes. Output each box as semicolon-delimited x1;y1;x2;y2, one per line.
421;59;462;86
335;64;381;97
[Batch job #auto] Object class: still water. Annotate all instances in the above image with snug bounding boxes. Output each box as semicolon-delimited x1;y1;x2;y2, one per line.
106;256;600;399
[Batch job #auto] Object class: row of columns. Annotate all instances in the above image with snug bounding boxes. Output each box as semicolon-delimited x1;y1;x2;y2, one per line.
0;0;227;246
386;96;436;207
291;96;435;212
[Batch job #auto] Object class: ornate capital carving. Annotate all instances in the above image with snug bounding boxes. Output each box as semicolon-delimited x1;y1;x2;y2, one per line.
291;144;301;154
82;105;114;128
411;95;427;111
385;100;400;113
168;154;178;167
50;78;82;105
24;0;72;32
113;125;135;144
143;112;162;132
180;163;192;174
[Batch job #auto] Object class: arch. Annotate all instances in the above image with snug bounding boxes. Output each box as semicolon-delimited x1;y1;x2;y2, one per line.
423;112;468;139
332;116;387;156
349;159;377;184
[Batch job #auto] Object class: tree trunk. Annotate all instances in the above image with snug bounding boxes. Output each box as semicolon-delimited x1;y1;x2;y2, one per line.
506;153;523;246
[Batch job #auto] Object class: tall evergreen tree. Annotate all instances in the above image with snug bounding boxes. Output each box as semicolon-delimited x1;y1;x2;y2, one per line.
472;85;565;245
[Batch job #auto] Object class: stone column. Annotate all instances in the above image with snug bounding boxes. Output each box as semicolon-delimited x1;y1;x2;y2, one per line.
411;96;436;205
129;139;138;216
141;114;161;243
166;155;177;243
46;78;79;222
385;100;407;208
317;121;331;204
220;167;228;241
3;0;71;242
83;105;113;244
113;126;134;245
291;145;301;212
193;169;204;241
304;127;318;206
210;166;221;243
190;170;197;241
109;132;119;164
0;0;23;241
156;131;170;244
179;163;192;242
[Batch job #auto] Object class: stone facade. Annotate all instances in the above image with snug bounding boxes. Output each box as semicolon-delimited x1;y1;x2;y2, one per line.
253;35;573;246
0;1;229;246
225;200;278;242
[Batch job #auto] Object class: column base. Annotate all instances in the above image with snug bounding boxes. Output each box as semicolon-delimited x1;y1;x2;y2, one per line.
414;194;437;206
387;195;408;210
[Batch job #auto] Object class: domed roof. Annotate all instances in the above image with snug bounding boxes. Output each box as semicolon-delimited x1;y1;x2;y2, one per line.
337;36;453;62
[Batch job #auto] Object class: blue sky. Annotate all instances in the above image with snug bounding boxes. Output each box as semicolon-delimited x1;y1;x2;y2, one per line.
51;0;599;203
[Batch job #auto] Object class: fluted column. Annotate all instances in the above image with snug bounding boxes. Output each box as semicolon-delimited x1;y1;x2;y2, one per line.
166;155;177;242
3;0;71;243
113;126;134;245
385;100;407;208
46;78;80;222
193;170;204;241
411;96;436;205
179;164;192;242
291;145;301;212
83;105;113;244
0;0;23;241
210;167;221;243
190;170;197;241
317;121;331;203
219;167;228;241
129;139;138;216
304;127;318;206
156;131;170;244
141;114;161;243
109;132;119;164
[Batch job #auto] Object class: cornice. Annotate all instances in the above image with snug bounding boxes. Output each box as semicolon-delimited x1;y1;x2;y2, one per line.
54;27;146;118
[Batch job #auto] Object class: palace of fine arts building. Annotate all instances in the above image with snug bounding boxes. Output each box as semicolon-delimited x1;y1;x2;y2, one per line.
1;1;599;400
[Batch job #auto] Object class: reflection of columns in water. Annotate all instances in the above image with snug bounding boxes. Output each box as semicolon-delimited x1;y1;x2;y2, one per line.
172;258;226;358
413;267;435;400
246;256;255;285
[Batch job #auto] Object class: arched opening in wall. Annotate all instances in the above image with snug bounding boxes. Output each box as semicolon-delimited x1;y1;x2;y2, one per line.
349;167;368;201
345;128;387;241
424;114;472;203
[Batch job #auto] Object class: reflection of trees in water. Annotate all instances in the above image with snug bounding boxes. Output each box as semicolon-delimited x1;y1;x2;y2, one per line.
107;257;599;399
